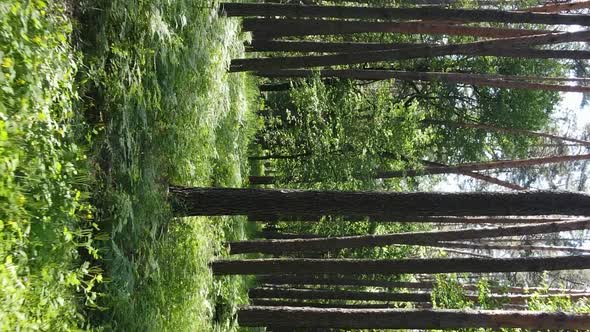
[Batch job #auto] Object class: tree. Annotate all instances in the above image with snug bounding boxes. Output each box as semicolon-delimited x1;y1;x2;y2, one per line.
237;307;590;329
170;187;590;218
231;30;590;71
250;299;398;309
222;3;590;25
228;219;590;254
242;18;551;38
212;256;590;275
248;40;590;60
256;69;590;93
429;241;590;254
258;275;434;289
249;287;431;302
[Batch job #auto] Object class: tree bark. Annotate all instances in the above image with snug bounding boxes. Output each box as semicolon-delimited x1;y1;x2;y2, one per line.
212;255;590;275
242;18;552;38
247;39;590;60
258;275;434;288
237;307;590;329
250;299;400;309
230;30;590;71
256;69;590;93
249;287;431;302
228;219;590;254
170;187;590;218
462;284;590;294
222;3;590;25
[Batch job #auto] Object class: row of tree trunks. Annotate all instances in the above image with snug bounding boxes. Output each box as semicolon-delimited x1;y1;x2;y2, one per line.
212;255;590;275
170;187;590;218
229;219;590;254
243;18;553;38
221;3;590;25
249;151;590;185
249;287;431;302
256;69;590;93
258;275;434;288
238;307;590;329
230;29;590;71
247;39;590;60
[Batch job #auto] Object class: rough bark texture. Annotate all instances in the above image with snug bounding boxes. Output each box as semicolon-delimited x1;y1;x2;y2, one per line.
247;40;590;60
249;287;431;302
258;275;434;289
170;187;590;218
242;18;551;38
228;219;590;254
221;3;590;25
250;299;400;309
256;69;590;93
211;255;590;275
238;307;590;329
231;30;590;71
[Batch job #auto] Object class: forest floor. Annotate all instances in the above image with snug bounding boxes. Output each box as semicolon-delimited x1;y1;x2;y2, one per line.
2;1;260;331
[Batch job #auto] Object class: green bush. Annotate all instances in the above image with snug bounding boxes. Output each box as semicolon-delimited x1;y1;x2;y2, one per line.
0;1;99;330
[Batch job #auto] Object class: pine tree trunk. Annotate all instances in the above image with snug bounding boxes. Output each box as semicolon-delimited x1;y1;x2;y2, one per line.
231;30;590;71
258;275;434;289
462;284;589;294
222;3;590;25
250;299;399;309
256;69;590;93
237;307;590;329
249;287;431;302
169;187;590;218
242;18;550;38
228;219;590;254
212;255;590;275
249;214;568;224
247;40;590;60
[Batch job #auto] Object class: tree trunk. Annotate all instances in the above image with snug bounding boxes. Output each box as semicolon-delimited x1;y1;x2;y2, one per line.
237;307;590;329
256;69;590;93
230;30;590;71
432;241;590;254
258;275;434;289
170;187;590;218
462;284;590;294
261;230;320;239
249;287;431;302
212;255;590;275
228;219;590;254
250;299;399;309
242;18;551;38
221;3;590;25
248;39;590;60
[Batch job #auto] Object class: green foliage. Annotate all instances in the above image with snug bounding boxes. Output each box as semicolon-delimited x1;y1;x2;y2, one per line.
77;0;259;330
0;0;100;330
432;274;473;309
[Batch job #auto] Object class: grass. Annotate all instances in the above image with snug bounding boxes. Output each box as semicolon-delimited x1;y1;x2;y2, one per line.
2;0;260;330
0;1;97;330
78;0;260;330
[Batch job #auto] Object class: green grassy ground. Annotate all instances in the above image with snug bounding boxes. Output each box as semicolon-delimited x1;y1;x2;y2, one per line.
2;0;259;330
